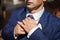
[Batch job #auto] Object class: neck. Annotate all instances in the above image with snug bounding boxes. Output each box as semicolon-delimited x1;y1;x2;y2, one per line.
28;4;44;14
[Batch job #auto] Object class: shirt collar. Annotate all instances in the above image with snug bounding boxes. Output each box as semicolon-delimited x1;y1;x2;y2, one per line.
26;7;44;21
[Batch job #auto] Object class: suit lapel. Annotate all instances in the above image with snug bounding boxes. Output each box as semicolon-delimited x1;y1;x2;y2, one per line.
18;8;27;22
38;9;49;30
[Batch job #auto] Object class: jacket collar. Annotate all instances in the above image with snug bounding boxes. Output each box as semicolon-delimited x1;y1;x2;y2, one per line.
38;9;50;29
18;8;26;22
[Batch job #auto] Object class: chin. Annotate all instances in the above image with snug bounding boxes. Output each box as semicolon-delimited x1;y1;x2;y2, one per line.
27;6;34;9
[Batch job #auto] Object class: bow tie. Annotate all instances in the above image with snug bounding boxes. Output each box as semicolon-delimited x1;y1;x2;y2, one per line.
27;15;34;19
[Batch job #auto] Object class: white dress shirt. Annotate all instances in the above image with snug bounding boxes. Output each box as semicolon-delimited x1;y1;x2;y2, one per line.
26;7;44;38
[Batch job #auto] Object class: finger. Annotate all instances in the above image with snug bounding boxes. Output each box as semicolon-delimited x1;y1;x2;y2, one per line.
27;17;34;22
28;17;37;24
17;21;21;26
17;22;24;31
20;32;26;34
20;27;24;31
18;31;26;35
27;17;32;20
18;21;27;32
25;18;29;22
31;19;36;22
18;22;25;28
22;20;27;25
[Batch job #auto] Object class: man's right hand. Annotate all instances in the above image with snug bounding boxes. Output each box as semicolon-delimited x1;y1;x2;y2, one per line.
14;21;26;36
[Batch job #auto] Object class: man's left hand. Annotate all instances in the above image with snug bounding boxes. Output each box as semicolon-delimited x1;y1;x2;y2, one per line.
18;17;38;33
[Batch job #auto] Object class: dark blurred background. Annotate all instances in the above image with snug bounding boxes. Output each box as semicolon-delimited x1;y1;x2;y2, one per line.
0;0;60;40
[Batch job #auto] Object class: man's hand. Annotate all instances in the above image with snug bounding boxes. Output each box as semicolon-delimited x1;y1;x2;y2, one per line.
18;17;38;33
14;22;26;36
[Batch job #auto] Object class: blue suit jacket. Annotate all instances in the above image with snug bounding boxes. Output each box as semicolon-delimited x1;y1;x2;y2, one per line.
2;8;60;40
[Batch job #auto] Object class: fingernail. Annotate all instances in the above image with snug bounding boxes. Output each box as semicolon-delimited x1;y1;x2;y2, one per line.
28;17;31;19
18;21;21;23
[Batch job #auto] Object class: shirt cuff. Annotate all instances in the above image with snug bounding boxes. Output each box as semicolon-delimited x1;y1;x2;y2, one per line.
14;33;18;39
27;23;42;38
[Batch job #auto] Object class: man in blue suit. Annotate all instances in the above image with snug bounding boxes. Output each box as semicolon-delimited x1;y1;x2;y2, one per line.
2;0;60;40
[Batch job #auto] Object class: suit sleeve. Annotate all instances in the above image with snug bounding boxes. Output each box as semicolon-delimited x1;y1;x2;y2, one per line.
2;11;18;40
28;28;48;40
28;26;60;40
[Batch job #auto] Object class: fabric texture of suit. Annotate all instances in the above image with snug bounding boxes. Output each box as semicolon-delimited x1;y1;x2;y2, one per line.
2;8;60;40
